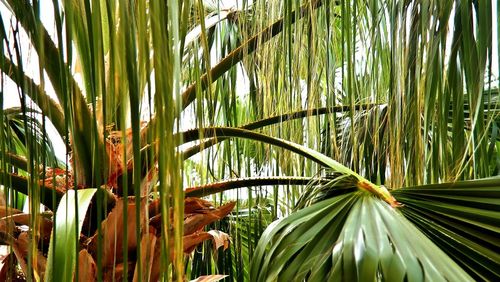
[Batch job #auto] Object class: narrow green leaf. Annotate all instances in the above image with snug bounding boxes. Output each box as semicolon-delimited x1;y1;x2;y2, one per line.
44;188;97;281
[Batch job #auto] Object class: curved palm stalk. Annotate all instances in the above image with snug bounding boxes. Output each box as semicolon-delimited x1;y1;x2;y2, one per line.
0;171;63;211
241;105;378;130
143;0;335;144
179;127;399;207
183;104;380;159
180;0;332;110
251;192;472;281
185;176;329;198
0;57;66;138
3;152;28;172
179;127;355;173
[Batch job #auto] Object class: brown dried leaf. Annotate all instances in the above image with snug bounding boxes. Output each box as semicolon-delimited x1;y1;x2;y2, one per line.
0;206;23;218
190;275;228;282
40;167;74;192
105;122;148;189
184;197;214;214
148;197;214;219
148;199;161;217
183;232;212;254
150;237;162;282
0;220;7;234
103;261;135;281
6;214;53;239
15;233;29;258
207;230;230;251
151;231;215;278
183;202;235;235
105;140;125;189
184;213;219;236
0;253;24;282
148;201;234;280
77;249;96;282
88;197;148;267
15;232;46;278
208;202;235;218
132;230;157;282
149;213;162;232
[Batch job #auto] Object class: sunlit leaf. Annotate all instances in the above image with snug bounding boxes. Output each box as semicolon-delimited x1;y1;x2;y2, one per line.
44;189;97;282
251;192;472;281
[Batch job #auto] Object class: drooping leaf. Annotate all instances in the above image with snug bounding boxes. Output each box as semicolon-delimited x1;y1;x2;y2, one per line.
184;202;236;235
207;230;231;251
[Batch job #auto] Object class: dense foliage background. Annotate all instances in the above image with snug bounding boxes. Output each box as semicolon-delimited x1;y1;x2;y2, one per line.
0;0;499;281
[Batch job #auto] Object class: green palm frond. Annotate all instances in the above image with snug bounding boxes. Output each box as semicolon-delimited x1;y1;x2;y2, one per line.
0;57;66;138
393;178;500;281
2;107;61;166
251;176;500;280
229;206;274;281
251;191;472;281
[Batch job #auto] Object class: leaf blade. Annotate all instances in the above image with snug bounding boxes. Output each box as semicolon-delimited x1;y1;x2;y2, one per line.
44;189;97;281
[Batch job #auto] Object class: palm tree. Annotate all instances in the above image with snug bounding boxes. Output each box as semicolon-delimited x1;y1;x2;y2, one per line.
0;0;499;281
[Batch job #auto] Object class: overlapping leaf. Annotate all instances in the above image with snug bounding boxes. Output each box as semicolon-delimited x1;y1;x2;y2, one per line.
393;178;500;281
251;191;473;281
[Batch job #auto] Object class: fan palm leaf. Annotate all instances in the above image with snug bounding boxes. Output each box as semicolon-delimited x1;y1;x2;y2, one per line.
251;175;500;280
